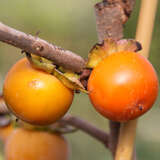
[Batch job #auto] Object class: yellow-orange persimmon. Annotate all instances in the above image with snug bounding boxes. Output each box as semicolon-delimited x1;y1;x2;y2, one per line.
0;124;13;143
3;58;74;125
88;51;159;122
5;128;69;160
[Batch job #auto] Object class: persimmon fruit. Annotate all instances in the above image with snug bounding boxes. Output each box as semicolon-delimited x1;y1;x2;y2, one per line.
0;124;13;143
3;58;74;125
5;128;69;160
88;51;159;122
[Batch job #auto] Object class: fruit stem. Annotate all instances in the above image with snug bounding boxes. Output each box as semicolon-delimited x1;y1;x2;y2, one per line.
115;0;158;160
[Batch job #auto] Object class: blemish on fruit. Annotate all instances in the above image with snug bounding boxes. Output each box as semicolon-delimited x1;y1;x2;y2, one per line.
138;105;143;111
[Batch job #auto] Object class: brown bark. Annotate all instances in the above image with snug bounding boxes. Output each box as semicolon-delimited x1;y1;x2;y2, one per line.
0;22;85;73
95;0;136;42
60;115;109;147
108;121;120;156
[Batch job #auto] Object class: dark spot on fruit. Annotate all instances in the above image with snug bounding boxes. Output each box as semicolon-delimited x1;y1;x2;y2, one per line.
139;105;143;111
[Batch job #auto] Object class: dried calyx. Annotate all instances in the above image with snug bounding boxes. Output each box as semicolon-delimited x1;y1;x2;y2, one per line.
25;53;87;93
87;38;142;69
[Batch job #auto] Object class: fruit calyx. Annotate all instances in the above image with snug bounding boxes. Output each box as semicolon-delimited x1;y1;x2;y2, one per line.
25;53;87;93
87;38;142;69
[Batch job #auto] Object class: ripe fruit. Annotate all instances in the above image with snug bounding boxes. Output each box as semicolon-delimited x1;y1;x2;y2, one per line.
3;58;74;125
5;128;69;160
88;51;159;122
0;124;13;143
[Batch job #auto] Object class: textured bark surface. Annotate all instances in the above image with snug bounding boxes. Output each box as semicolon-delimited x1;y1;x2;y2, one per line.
95;0;136;42
0;22;85;73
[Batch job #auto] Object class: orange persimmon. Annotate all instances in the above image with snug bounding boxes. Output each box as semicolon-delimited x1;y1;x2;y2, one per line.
0;124;13;143
88;51;159;122
5;128;69;160
3;58;74;125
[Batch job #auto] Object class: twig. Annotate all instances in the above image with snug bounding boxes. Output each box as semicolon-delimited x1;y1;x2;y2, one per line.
115;120;137;160
0;97;109;146
108;121;120;156
135;0;158;57
60;115;109;147
0;22;85;73
94;0;136;42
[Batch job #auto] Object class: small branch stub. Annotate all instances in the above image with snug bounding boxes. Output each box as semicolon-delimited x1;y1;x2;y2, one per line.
0;22;86;73
94;0;136;42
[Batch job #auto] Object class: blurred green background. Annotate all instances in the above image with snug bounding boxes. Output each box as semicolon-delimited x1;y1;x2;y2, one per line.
0;0;160;160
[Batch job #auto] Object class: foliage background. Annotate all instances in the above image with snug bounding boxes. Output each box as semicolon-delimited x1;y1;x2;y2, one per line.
0;1;160;159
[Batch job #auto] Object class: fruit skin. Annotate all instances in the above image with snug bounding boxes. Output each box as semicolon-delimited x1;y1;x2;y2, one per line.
5;128;69;160
88;51;159;122
3;58;74;125
0;124;13;143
